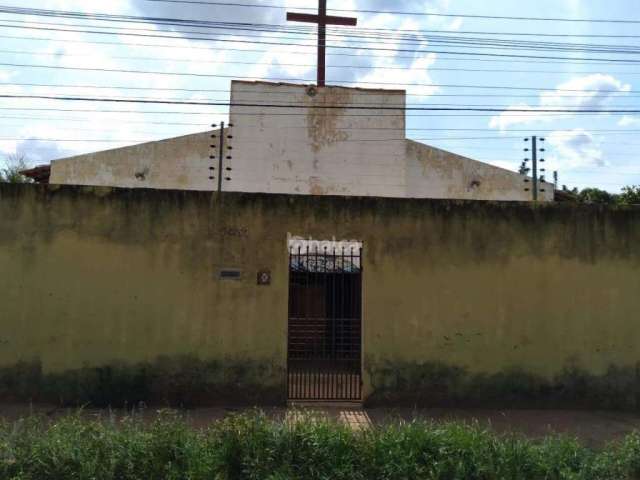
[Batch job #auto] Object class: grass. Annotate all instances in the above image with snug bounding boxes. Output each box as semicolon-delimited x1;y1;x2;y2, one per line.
1;411;640;479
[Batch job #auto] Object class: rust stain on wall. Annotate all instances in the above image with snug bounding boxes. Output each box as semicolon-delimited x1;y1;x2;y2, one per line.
306;87;350;153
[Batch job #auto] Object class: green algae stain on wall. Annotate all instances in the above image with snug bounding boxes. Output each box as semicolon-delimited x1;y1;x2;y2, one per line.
0;356;286;407
364;360;640;410
0;184;289;406
2;184;640;408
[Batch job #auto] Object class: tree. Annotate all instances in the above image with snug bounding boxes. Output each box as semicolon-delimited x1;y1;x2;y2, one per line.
577;187;617;205
0;153;32;183
618;185;640;205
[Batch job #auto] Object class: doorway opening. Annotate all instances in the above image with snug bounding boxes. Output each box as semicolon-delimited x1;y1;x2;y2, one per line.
287;245;362;402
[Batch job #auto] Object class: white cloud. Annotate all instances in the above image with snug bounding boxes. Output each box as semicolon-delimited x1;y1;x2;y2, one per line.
545;129;604;170
489;103;554;131
354;51;438;96
540;74;630;109
489;74;631;131
348;16;439;96
618;116;640;127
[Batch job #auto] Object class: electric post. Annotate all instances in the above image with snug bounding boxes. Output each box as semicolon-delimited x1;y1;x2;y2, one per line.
524;136;546;201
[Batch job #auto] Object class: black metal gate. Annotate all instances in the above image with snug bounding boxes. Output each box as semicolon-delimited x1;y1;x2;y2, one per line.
287;245;362;401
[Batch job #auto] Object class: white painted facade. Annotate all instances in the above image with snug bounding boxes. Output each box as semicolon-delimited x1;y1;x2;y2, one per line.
49;80;554;201
50;130;218;191
227;81;407;197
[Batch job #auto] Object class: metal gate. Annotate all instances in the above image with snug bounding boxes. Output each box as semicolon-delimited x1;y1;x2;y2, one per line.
287;245;362;401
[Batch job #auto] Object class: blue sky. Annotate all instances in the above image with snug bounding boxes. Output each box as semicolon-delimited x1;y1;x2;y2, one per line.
0;0;639;192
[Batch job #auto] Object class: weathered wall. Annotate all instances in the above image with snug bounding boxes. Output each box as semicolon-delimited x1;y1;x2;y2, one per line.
0;183;286;406
1;184;638;408
50;130;219;191
229;81;554;201
229;81;407;197
405;140;554;202
47;81;553;202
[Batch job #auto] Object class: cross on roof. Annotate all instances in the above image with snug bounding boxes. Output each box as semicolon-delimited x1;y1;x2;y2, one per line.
287;0;357;87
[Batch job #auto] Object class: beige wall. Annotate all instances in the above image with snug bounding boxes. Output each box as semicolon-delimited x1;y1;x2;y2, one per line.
405;140;554;201
47;81;551;202
2;185;636;407
229;81;407;197
50;130;219;191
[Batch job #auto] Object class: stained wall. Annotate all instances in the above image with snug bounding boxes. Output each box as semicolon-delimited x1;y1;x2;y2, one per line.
1;184;637;407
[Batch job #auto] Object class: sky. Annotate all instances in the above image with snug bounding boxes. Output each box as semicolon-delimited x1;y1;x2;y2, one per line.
0;0;639;192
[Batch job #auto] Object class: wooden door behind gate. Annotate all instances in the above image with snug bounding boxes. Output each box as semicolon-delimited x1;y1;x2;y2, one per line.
287;246;362;401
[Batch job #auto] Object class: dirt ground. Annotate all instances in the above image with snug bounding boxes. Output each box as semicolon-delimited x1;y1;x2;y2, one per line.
2;404;640;448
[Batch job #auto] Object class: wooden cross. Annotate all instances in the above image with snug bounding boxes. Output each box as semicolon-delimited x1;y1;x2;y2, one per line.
287;0;357;87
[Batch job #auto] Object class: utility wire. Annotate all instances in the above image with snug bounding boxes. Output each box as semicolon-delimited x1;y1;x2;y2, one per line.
0;106;627;118
3;22;640;63
4;32;640;67
3;118;640;135
139;0;640;24
2;94;639;113
5;82;640;99
2;93;638;109
3;16;640;54
4;49;640;77
4;4;640;35
1;62;637;93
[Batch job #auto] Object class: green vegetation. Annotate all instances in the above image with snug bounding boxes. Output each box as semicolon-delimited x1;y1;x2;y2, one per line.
1;412;640;479
561;185;640;205
619;185;640;205
0;154;31;184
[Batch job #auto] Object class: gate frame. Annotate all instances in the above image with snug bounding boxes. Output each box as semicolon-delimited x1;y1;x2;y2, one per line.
285;239;364;403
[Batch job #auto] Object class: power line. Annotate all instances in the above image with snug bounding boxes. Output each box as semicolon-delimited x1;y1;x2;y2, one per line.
4;119;640;136
5;4;639;38
5;49;640;78
3;16;640;55
3;22;640;63
140;0;640;24
1;62;638;93
0;115;209;126
6;82;640;99
2;94;640;113
4;32;640;67
0;106;628;118
4;4;640;39
3;84;640;106
0;137;155;142
5;136;640;145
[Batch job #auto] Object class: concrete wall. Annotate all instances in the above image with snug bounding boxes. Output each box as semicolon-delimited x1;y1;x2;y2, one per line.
229;81;552;201
405;140;554;202
3;185;635;407
50;130;219;191
48;81;551;202
228;81;407;197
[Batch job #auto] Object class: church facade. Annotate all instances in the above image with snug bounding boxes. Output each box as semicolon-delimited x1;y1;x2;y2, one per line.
47;80;554;202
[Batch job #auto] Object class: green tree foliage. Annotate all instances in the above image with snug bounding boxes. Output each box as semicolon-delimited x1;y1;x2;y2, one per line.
618;185;640;205
0;153;32;183
564;185;640;206
577;187;617;205
518;160;530;176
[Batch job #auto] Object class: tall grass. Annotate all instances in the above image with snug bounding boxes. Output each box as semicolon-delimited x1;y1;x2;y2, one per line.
1;411;639;479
